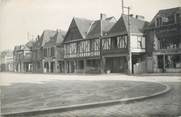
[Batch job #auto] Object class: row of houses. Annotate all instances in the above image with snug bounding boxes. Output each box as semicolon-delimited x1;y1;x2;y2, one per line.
1;7;181;74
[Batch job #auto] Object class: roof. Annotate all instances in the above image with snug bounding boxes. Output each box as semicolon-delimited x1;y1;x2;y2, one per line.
25;40;35;49
44;30;66;47
158;7;181;16
40;30;57;47
86;17;116;39
148;7;181;28
73;17;93;38
108;14;149;36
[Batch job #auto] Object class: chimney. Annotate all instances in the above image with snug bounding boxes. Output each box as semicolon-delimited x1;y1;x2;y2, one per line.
136;15;145;20
100;13;107;20
100;13;106;36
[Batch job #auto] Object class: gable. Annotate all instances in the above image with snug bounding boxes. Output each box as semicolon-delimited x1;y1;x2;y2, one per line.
108;16;127;36
86;19;116;39
64;19;83;42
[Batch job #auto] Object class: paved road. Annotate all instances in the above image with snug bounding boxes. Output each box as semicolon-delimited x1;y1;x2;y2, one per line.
0;73;181;117
32;82;180;117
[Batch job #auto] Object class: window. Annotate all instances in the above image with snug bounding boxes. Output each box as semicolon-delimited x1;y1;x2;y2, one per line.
159;38;179;49
102;38;111;50
51;47;55;57
43;48;47;57
165;55;181;68
117;36;127;48
156;15;175;27
111;37;117;49
175;13;180;24
90;39;100;51
137;37;142;48
136;36;145;49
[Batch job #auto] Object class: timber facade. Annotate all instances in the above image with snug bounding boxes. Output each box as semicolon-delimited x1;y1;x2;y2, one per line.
64;14;116;73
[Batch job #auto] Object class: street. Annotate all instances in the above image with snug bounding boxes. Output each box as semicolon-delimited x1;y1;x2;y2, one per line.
0;73;181;117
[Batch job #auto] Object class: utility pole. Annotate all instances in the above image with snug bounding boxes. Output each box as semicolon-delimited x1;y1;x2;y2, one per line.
122;0;124;14
122;0;132;74
100;13;104;73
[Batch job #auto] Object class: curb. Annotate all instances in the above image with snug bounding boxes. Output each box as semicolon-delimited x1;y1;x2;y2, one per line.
2;83;171;117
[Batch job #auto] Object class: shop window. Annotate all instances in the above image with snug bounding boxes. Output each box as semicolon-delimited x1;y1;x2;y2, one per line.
165;55;181;68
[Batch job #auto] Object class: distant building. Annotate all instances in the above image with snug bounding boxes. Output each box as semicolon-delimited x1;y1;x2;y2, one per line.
13;41;34;72
43;30;66;73
32;29;66;73
0;50;13;72
145;7;181;73
32;30;56;73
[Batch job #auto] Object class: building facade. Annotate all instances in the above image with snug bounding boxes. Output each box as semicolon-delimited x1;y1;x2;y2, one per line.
32;35;44;73
13;41;34;72
42;30;65;73
102;14;148;74
64;14;116;73
145;7;181;73
64;14;148;74
0;50;13;72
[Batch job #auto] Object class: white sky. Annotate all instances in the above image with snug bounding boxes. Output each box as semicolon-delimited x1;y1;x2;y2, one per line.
0;0;180;50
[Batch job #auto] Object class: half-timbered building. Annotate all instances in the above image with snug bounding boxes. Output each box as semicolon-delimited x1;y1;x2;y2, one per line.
64;14;116;73
102;14;149;74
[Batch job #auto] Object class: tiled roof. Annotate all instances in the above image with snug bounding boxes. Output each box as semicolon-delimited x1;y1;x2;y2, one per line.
86;17;116;39
108;14;149;36
73;17;93;38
